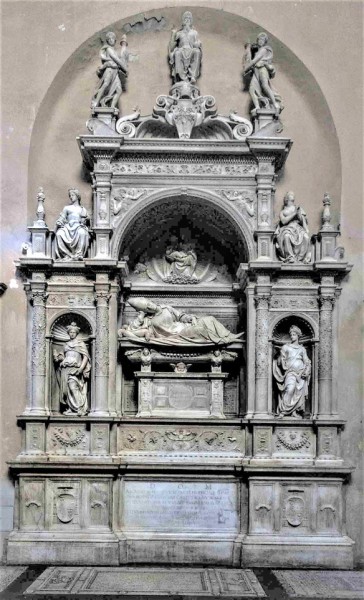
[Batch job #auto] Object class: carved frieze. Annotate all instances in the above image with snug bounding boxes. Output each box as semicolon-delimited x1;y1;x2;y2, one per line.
48;425;88;455
270;296;318;311
274;277;316;288
274;429;312;453
50;275;89;284
111;160;257;177
47;293;95;307
119;427;244;453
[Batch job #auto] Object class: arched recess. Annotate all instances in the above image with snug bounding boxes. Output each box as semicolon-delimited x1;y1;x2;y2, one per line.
28;6;342;231
112;189;256;268
48;312;94;414
270;314;317;417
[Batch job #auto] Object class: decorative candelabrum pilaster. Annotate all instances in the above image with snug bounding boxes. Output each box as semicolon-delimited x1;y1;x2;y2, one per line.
318;294;335;417
254;294;271;417
92;159;113;258
93;290;111;415
254;156;276;260
29;289;48;414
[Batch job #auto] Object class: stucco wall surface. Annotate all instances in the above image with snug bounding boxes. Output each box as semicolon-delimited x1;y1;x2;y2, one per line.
1;0;363;564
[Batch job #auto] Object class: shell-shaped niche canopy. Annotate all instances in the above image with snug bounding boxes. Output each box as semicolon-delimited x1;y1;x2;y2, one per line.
119;196;250;286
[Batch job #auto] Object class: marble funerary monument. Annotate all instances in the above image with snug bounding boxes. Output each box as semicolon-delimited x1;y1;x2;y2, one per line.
7;14;355;568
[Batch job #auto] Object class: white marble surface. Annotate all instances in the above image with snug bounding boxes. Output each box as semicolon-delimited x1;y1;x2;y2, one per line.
25;566;266;596
0;566;27;592
274;570;364;598
122;480;239;532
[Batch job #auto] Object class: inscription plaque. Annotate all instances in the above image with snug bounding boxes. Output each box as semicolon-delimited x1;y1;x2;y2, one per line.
153;379;209;412
122;480;239;533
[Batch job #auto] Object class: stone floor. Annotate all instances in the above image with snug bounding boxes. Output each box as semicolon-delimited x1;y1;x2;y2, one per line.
0;566;363;599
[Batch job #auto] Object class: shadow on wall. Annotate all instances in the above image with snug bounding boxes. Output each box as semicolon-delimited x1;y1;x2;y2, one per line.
28;6;341;231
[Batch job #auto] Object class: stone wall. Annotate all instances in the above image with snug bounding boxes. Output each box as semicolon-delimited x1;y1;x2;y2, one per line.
1;0;363;565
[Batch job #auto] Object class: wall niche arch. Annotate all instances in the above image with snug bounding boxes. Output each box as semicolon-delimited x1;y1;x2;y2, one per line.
271;314;316;418
115;193;253;278
116;194;249;418
49;312;94;415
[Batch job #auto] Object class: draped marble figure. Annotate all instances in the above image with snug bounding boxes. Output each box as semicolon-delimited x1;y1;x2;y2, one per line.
243;32;282;112
53;322;91;416
119;298;242;346
54;188;90;260
91;31;128;109
273;325;311;418
169;11;202;84
274;191;311;263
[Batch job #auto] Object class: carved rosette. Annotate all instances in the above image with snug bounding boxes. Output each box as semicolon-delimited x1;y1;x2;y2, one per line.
95;292;110;377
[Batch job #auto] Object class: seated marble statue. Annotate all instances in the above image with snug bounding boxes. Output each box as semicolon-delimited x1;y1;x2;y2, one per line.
165;239;197;279
54;188;90;261
273;325;311;418
119;298;242;346
274;191;311;263
169;11;202;84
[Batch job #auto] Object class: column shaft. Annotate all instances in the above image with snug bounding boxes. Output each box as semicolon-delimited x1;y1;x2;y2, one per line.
318;295;335;416
94;291;110;415
254;294;270;416
30;291;48;414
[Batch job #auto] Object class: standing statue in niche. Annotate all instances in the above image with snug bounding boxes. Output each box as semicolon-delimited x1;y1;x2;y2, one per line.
169;12;202;84
273;325;311;418
91;31;128;109
243;32;282;113
274;191;311;263
54;189;90;261
53;322;91;416
119;298;243;346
